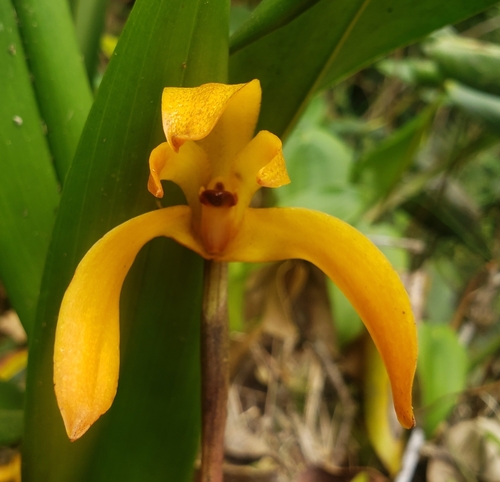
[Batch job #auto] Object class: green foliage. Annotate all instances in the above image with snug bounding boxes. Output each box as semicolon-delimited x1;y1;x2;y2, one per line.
1;0;500;479
23;0;228;480
353;104;437;207
277;100;363;222
377;58;444;86
0;0;59;336
417;324;469;436
426;34;500;96
230;0;498;138
230;0;322;53
446;80;500;135
73;0;109;80
12;0;93;180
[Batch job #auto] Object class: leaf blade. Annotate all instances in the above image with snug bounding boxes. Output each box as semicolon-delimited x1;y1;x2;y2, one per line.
229;0;499;138
0;0;60;336
23;0;229;480
12;0;93;180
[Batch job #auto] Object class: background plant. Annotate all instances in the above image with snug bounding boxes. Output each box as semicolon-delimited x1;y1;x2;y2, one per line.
2;0;500;480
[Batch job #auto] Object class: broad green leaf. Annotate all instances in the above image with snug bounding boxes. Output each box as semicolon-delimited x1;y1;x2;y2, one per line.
283;127;352;194
230;0;322;53
277;125;363;222
446;81;500;136
23;0;229;481
417;323;468;436
426;35;500;96
12;0;93;181
274;97;363;220
229;0;499;139
0;0;59;336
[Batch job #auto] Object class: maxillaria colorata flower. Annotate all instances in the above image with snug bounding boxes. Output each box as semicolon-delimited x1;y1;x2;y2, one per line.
54;79;417;441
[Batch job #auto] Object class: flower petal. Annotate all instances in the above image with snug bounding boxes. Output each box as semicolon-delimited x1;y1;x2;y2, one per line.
161;80;261;168
220;207;417;428
54;206;204;441
148;141;210;209
230;130;290;208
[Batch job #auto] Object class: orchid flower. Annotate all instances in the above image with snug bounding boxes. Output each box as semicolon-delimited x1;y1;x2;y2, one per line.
54;79;417;441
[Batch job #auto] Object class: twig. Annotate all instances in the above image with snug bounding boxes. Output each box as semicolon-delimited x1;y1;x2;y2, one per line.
394;427;425;482
200;261;229;482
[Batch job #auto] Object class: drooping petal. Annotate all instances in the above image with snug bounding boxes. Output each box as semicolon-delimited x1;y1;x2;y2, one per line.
54;206;204;441
220;207;417;429
161;80;261;170
148;141;210;209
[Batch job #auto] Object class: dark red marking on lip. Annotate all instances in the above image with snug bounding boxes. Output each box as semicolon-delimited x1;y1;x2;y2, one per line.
200;184;238;207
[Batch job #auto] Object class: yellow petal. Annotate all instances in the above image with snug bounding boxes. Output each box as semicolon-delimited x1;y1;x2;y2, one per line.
54;206;203;441
193;130;290;255
220;207;417;428
148;141;210;209
230;130;290;208
161;80;261;170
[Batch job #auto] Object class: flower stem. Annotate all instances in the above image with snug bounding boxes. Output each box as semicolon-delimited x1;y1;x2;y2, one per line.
200;260;229;482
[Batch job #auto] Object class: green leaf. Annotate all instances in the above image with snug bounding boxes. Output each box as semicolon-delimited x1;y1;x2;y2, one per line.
417;323;468;436
446;80;500;136
277;124;364;222
230;0;322;53
74;0;109;81
0;0;60;336
425;35;500;96
354;104;437;207
328;281;364;346
425;261;458;325
23;0;229;480
229;0;499;139
377;58;444;87
12;0;93;181
283;127;352;194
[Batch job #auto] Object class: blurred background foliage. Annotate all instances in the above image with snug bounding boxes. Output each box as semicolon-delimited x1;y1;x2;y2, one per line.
227;6;500;480
2;0;500;480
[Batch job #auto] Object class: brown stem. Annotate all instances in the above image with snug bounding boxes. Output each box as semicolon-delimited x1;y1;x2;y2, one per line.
200;260;229;482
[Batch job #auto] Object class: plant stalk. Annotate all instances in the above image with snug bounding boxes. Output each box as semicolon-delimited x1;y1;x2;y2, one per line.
200;260;229;482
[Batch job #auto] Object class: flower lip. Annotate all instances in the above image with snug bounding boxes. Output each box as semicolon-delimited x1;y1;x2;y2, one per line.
199;182;238;207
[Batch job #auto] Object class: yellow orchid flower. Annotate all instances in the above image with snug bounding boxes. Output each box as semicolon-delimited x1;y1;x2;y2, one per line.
54;79;417;441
